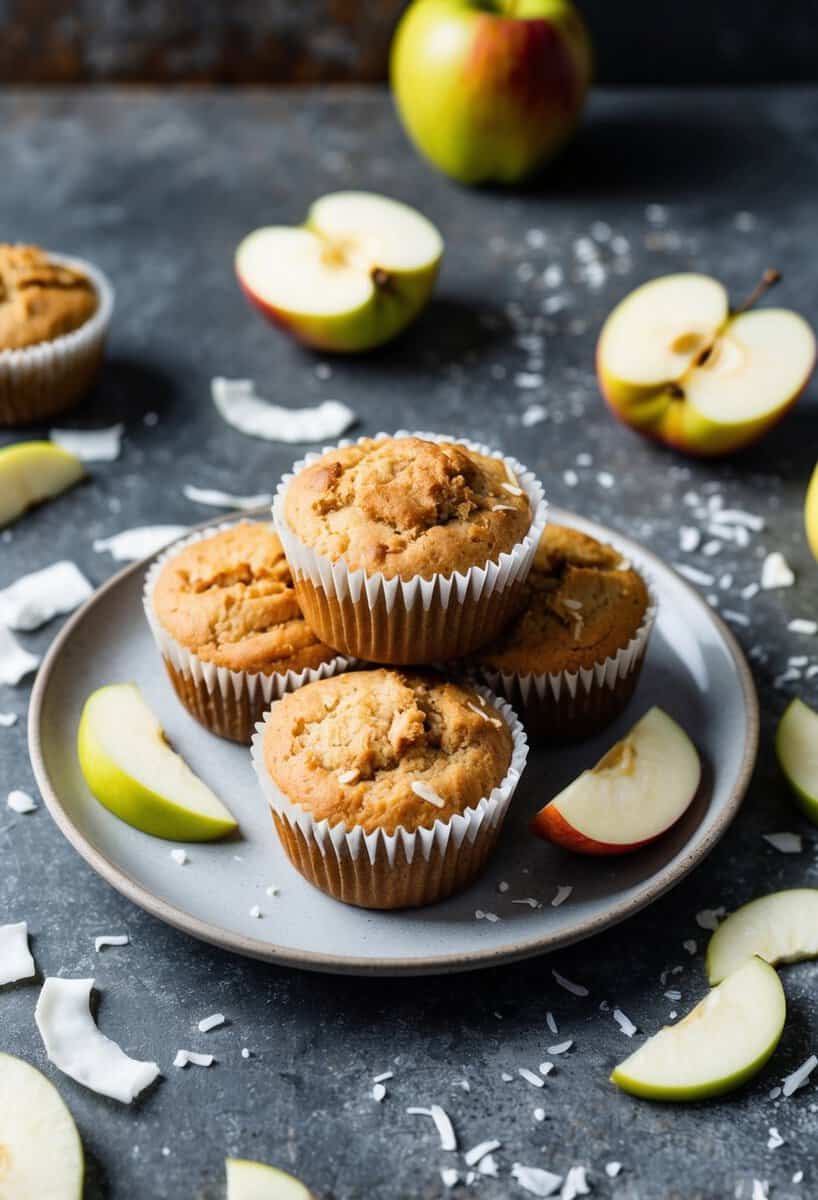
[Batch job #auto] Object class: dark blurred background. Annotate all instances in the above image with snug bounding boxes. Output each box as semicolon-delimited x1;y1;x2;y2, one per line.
1;0;817;85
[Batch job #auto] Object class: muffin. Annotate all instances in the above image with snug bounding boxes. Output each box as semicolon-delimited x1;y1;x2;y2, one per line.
472;524;655;742
144;521;352;743
0;244;114;426
251;669;528;909
273;432;547;664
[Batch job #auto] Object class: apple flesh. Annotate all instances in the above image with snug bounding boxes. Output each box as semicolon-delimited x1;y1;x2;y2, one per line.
0;441;83;528
532;706;700;855
236;191;443;353
0;1052;84;1199
597;273;816;456
611;957;785;1101
806;463;818;561
226;1159;313;1200
77;683;237;841
706;890;818;984
390;0;592;185
776;697;818;826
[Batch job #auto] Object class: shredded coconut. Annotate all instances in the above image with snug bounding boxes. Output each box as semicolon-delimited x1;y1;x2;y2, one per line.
519;1067;545;1088
182;485;273;510
782;1055;818;1097
561;1165;590;1198
94;526;187;562
464;1139;501;1167
0;922;36;985
763;832;802;854
547;1040;573;1056
7;789;36;814
372;1083;386;1102
173;1050;214;1068
683;939;697;956
761;552;795;590
94;934;129;952
0;561;92;631
212;377;356;443
695;907;725;932
411;781;445;808
170;849;188;866
406;1105;457;1151
674;564;715;586
51;424;123;462
767;1127;785;1150
197;1013;225;1033
511;1164;563;1197
789;619;818;636
0;625;40;684
605;1162;622;1178
249;905;262;919
552;886;573;908
613;1008;637;1037
552;970;589;997
0;712;17;727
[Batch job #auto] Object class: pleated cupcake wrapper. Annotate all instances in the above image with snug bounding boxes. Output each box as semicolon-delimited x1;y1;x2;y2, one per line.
143;522;353;741
251;686;528;908
0;254;114;426
476;569;658;742
272;430;548;664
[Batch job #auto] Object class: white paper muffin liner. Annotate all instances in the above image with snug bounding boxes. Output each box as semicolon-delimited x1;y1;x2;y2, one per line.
143;521;353;743
476;561;658;743
272;430;548;665
0;254;115;426
251;684;529;909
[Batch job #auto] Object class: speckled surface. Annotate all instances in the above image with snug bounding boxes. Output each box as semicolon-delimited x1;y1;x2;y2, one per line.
1;87;817;1200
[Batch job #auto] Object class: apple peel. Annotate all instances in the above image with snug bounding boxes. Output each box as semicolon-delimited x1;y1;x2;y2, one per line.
35;977;160;1103
212;377;356;444
0;561;92;631
0;921;36;985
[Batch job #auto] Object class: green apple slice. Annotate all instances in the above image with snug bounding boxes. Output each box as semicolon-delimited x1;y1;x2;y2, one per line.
707;890;818;984
777;698;818;823
0;441;84;528
77;683;237;841
236;191;443;353
611;958;785;1101
0;1052;84;1199
226;1158;313;1199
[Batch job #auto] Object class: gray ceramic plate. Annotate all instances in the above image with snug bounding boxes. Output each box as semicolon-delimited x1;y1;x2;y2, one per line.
29;508;758;977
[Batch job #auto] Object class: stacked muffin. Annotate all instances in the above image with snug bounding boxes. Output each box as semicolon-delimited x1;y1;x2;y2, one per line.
145;432;655;910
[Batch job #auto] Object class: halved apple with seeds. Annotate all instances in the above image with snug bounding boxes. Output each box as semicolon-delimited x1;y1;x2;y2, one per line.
598;272;815;456
532;707;700;855
226;1158;313;1199
707;890;818;984
236;192;443;353
611;957;785;1101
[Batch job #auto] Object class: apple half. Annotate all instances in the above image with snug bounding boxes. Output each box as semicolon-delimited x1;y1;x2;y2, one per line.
77;683;237;841
532;706;700;854
777;698;818;826
707;890;818;984
226;1158;313;1200
611;957;786;1101
0;441;83;528
236;191;443;353
597;273;816;456
0;1052;84;1199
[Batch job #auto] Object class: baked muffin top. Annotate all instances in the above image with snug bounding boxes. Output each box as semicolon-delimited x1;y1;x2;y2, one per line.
474;524;649;676
0;244;98;351
262;669;513;835
151;522;339;675
283;436;531;580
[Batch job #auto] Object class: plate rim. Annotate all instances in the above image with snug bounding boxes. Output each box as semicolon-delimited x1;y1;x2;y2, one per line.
28;507;759;977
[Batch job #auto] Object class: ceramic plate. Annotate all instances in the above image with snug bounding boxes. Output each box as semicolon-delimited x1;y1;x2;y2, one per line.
29;508;758;977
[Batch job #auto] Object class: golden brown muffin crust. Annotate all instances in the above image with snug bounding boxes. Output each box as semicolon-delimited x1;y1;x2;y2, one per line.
152;522;339;675
474;524;649;676
283;436;531;580
0;244;98;351
262;669;513;834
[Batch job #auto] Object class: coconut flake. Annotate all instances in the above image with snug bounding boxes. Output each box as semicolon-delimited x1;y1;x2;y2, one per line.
546;1012;558;1035
793;1170;804;1183
212;377;356;443
511;1164;563;1197
563;469;579;488
0;921;36;985
519;1067;545;1088
552;886;573;908
241;1048;251;1059
173;1050;214;1068
695;907;725;932
552;970;589;997
683;939;697;956
613;1008;637;1037
674;564;715;586
547;1040;573;1055
265;885;279;897
7;789;36;814
605;1163;622;1179
789;619;818;636
411;781;445;808
539;1061;554;1076
0;625;40;684
0;712;18;727
478;1154;499;1177
762;552;795;589
94;934;129;952
94;526;188;562
522;405;548;427
170;849;188;866
679;526;701;552
512;898;541;909
782;1055;818;1097
597;471;615;489
51;424;124;462
35;977;160;1103
534;1107;546;1122
441;1168;459;1189
767;1127;785;1150
373;1071;393;1083
561;1166;590;1199
0;561;92;631
249;905;262;919
182;485;273;510
372;1083;386;1102
501;482;524;497
406;1105;457;1151
763;833;803;854
197;1013;225;1033
464;1139;502;1167
723;610;750;626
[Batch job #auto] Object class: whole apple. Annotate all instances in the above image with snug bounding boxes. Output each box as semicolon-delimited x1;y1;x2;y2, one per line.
390;0;592;185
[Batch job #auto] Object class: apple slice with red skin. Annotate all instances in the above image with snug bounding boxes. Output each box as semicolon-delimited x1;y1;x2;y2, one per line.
532;707;701;855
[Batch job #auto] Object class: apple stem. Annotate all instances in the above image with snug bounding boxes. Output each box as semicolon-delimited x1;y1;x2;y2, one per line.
735;268;781;316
